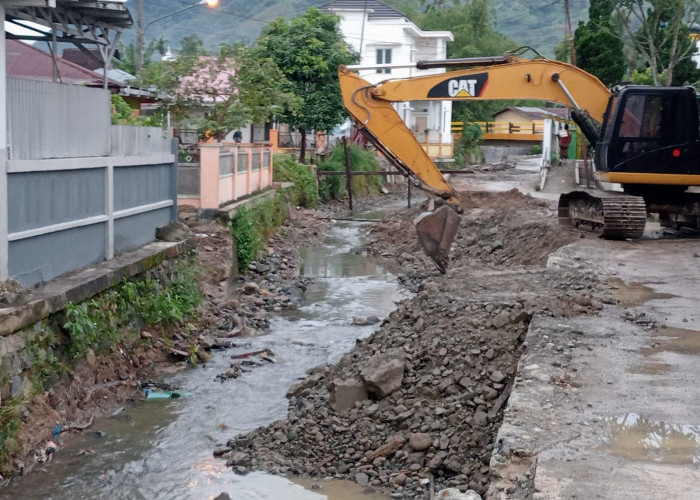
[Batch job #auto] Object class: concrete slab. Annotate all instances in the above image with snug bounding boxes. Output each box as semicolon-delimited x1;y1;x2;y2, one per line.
0;238;195;337
493;237;700;499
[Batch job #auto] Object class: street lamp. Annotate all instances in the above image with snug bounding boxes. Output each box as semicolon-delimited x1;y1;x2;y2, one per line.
135;0;219;75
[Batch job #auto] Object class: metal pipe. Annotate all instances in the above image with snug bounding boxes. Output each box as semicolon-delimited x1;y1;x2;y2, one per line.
551;74;581;110
416;56;511;70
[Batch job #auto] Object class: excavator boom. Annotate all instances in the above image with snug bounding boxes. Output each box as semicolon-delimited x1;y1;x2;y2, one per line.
339;56;610;271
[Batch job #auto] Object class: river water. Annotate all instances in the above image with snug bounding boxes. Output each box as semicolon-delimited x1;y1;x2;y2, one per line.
3;214;406;500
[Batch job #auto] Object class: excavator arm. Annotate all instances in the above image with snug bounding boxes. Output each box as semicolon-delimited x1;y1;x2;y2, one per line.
338;55;611;271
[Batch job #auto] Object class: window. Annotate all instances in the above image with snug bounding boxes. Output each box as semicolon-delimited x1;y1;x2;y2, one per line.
376;48;392;74
618;94;663;139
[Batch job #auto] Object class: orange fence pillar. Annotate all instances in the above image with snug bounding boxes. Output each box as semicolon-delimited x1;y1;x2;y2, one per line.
269;129;279;153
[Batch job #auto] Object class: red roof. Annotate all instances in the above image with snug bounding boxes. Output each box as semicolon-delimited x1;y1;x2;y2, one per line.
6;39;116;88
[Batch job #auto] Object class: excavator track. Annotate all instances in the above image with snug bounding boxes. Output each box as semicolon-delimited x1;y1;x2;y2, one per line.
558;191;647;239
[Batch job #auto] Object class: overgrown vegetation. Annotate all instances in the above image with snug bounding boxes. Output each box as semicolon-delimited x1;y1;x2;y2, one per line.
454;123;484;166
61;262;201;360
0;398;22;476
273;154;320;208
230;194;289;272
316;145;383;202
25;330;64;395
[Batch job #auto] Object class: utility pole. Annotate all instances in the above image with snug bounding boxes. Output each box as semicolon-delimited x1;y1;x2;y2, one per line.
564;0;576;65
136;0;144;75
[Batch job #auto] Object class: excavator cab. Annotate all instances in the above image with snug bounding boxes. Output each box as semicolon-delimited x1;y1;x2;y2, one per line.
596;86;700;180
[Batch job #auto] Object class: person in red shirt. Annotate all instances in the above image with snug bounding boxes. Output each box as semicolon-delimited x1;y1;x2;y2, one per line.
558;124;572;162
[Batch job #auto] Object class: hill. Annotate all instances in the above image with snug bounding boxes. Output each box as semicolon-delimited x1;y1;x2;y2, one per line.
131;0;588;58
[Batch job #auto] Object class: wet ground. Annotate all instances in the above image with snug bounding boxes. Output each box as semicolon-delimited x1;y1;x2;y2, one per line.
1;215;405;500
492;212;700;497
5;160;699;499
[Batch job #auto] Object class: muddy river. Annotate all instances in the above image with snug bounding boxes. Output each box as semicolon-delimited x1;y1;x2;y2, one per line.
3;214;406;500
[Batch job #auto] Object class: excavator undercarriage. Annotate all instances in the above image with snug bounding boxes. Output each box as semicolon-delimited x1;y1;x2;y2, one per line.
557;191;647;239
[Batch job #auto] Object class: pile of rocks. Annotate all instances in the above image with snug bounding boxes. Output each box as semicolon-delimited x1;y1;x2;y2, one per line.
214;187;614;498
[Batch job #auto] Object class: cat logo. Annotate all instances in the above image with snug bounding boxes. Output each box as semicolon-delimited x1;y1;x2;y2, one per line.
448;79;478;97
427;72;488;98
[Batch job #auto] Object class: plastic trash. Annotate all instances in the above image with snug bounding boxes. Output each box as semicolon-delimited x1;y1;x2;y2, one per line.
144;389;191;399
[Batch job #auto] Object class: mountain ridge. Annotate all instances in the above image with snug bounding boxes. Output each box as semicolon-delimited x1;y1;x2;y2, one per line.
130;0;588;58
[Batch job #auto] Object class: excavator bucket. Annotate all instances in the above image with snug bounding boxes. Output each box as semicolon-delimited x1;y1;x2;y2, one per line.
414;205;462;273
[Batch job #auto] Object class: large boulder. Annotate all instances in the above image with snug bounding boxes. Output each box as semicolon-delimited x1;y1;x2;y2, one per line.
435;488;482;500
360;351;405;397
329;378;368;412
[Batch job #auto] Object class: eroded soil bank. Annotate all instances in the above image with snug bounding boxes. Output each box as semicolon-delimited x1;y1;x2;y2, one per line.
216;186;618;498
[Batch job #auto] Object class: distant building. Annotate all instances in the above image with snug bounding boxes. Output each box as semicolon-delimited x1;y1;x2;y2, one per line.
322;0;454;152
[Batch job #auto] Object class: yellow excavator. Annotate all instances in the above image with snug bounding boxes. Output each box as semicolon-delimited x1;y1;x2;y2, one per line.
339;51;700;272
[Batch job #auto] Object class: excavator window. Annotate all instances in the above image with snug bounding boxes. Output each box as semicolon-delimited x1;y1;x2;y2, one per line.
606;88;697;172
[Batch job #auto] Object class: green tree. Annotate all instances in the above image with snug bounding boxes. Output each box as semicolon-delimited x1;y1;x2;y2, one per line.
179;33;207;58
415;0;517;59
616;0;700;85
574;0;625;86
114;37;169;75
255;8;359;162
175;45;300;141
413;0;518;123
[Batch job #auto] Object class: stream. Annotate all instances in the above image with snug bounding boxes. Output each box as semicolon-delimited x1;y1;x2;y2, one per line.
2;212;406;500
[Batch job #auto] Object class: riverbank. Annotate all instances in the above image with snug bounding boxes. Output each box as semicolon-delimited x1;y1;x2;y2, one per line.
7;162;699;499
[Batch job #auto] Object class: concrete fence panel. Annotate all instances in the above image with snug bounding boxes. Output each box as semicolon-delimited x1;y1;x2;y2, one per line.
7;78;110;160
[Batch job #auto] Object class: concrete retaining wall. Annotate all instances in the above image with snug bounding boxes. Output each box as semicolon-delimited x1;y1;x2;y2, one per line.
0;238;194;403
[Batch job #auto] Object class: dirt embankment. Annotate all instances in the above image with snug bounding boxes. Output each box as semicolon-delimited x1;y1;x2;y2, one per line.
216;187;614;498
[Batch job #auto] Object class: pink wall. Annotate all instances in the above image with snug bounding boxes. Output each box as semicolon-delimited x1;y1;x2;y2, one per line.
177;143;274;210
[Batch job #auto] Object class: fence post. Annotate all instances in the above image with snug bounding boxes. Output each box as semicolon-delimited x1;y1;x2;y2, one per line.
170;138;178;222
246;148;252;196
343;137;353;211
267;147;273;188
259;145;264;190
200;144;221;209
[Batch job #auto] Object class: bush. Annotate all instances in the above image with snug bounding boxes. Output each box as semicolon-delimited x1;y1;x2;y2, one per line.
273;154;320;208
317;145;383;202
61;262;201;359
530;144;542;155
454;123;483;166
231;207;260;271
230;193;289;272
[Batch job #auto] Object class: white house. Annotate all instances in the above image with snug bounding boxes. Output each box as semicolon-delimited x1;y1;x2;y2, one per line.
322;0;454;150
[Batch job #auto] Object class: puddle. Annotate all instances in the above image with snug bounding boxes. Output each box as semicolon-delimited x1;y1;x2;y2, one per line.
626;360;672;375
602;413;700;465
609;278;676;308
643;327;700;355
291;477;390;500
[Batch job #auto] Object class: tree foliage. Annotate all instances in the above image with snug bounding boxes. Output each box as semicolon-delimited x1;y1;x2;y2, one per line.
616;0;700;85
137;43;299;141
114;37;169;75
413;0;517;59
412;0;518;123
255;8;359;162
574;0;625;86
